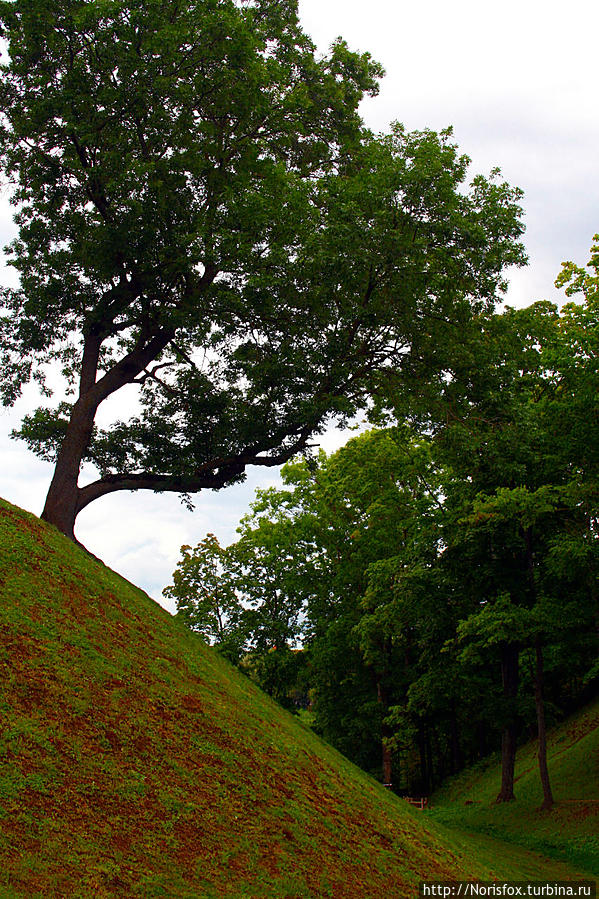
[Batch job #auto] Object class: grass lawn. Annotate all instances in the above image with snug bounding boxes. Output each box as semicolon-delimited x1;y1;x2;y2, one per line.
429;699;599;878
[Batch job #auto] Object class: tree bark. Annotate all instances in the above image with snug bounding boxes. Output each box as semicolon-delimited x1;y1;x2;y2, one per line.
477;721;488;761
39;324;198;538
449;701;463;774
40;332;104;538
534;636;554;810
75;423;315;511
496;641;519;803
417;723;428;794
524;527;554;809
41;396;98;540
377;681;393;787
426;724;435;792
382;737;393;788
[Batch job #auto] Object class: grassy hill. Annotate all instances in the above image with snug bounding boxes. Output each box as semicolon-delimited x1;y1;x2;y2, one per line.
0;497;592;897
429;696;599;876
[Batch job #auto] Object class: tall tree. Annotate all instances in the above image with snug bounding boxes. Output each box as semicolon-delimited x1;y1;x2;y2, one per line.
433;287;599;805
0;0;525;541
248;429;449;787
163;533;245;661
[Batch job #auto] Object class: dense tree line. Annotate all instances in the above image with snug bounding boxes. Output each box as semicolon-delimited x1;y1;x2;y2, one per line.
167;240;599;805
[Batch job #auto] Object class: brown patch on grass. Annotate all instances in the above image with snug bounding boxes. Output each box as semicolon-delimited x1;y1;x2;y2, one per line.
1;497;567;897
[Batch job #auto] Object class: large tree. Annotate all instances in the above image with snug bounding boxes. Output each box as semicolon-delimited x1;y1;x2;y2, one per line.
431;286;599;805
0;0;525;540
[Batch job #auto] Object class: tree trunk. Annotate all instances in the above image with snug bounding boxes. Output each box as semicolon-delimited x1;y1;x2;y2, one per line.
425;724;434;793
449;701;463;774
496;641;519;803
377;681;393;787
40;327;177;539
417;723;428;793
523;526;554;809
382;736;393;788
477;720;488;760
534;635;554;810
41;397;98;540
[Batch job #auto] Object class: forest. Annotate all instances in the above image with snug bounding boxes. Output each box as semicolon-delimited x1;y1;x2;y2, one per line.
166;258;599;809
0;0;597;882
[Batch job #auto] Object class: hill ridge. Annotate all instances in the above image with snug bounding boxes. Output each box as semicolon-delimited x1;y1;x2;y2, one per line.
0;497;590;896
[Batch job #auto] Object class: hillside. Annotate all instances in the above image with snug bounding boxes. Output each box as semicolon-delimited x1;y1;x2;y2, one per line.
430;697;599;876
0;497;591;897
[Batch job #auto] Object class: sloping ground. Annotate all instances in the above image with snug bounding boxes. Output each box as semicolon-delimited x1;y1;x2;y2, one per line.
0;498;589;898
430;695;599;876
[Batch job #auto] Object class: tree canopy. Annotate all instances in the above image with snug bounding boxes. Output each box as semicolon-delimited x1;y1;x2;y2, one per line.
0;0;525;540
167;243;598;795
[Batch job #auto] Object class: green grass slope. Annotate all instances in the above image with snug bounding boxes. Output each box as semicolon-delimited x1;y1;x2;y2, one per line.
0;498;589;897
430;696;599;876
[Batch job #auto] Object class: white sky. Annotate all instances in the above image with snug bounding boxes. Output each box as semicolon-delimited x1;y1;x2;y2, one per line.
1;0;598;609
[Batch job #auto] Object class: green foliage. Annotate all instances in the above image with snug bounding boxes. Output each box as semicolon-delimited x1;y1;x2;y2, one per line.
555;233;599;303
213;239;599;795
239;645;308;712
0;0;525;533
163;534;245;661
456;595;534;657
166;510;314;705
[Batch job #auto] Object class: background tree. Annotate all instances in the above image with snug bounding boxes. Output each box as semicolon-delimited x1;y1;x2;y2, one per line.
166;498;316;708
163;533;245;662
0;0;525;541
429;285;599;804
190;245;599;796
230;511;312;710
234;428;454;788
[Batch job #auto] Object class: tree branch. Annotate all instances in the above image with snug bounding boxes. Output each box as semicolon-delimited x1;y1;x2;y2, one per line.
75;426;316;514
133;360;179;391
90;326;177;404
87;264;219;404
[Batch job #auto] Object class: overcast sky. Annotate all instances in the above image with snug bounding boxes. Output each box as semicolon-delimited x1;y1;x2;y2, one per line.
1;0;598;610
